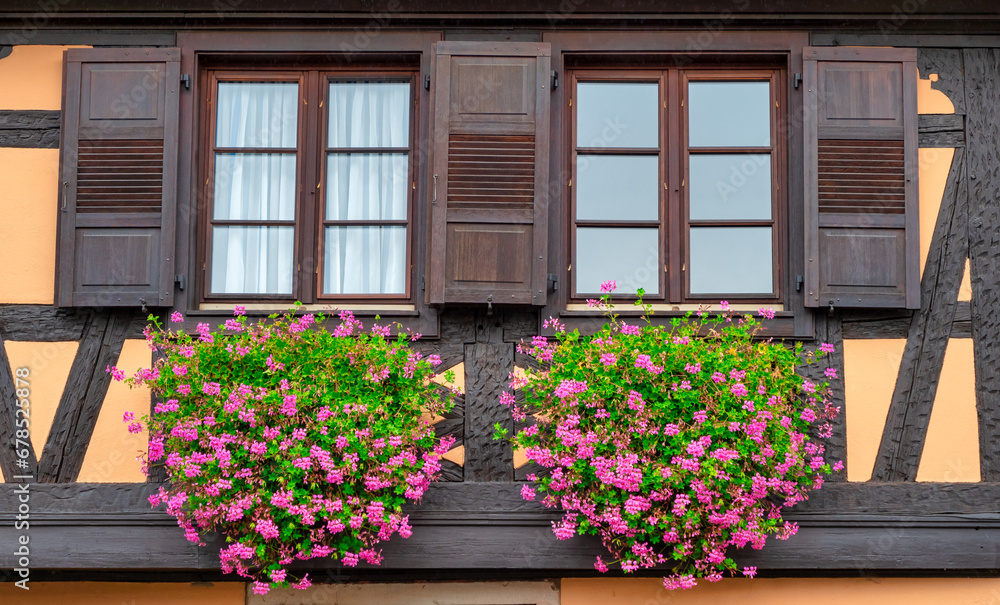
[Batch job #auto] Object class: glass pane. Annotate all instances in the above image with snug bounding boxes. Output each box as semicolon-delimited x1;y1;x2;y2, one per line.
329;82;410;148
689;227;772;295
689;154;771;220
576;154;658;221
324;226;406;295
216;82;298;148
689;81;770;147
326;153;408;221
577;82;658;149
211;226;294;294
214;154;296;221
576;227;659;296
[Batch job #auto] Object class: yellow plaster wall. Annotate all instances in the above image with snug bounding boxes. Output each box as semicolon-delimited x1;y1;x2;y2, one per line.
562;577;1000;605
917;147;955;278
917;338;980;481
0;148;60;304
0;581;244;604
0;45;88;110
78;339;152;482
2;341;78;462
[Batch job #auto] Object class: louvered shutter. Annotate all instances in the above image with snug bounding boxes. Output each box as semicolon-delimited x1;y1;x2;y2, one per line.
803;47;919;309
55;48;180;307
427;42;551;305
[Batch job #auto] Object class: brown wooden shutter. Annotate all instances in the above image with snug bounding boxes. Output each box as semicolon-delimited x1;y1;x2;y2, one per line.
55;47;180;308
803;47;919;310
427;41;551;305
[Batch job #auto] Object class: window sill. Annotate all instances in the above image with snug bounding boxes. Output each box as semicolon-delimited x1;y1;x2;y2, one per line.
197;303;417;315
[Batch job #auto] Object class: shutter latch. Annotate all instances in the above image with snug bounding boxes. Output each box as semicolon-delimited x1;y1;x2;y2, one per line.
547;273;558;292
486;294;493;317
180;74;191;90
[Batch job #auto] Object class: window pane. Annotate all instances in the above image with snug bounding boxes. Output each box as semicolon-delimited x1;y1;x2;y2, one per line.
211;226;294;294
329;82;410;148
326;153;408;221
576;154;658;221
216;82;298;148
214;153;296;221
577;82;658;149
689;227;772;295
689;154;771;220
576;227;659;295
689;81;770;148
324;226;406;295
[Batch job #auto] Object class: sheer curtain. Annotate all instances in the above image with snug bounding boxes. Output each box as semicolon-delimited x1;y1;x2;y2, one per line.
324;82;409;295
211;82;298;295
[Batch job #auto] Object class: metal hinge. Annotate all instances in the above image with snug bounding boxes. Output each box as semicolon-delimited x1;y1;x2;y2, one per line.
175;274;186;291
547;273;558;292
793;73;802;90
421;275;426;291
551;70;559;90
795;274;803;292
180;74;191;90
424;74;430;90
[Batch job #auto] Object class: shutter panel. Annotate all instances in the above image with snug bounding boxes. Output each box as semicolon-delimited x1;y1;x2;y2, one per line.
427;42;551;305
55;48;180;308
803;47;919;310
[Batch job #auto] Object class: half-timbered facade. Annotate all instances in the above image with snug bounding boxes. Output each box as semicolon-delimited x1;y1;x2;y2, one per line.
1;1;1000;603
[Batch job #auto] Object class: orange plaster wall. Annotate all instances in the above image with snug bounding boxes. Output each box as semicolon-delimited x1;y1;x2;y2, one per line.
78;339;152;482
2;341;78;462
0;581;245;604
917;338;980;481
0;148;60;304
0;45;88;110
843;339;905;481
561;577;1000;605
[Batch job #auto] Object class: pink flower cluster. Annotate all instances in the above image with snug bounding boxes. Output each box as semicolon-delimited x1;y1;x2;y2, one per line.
123;305;455;593
508;296;841;590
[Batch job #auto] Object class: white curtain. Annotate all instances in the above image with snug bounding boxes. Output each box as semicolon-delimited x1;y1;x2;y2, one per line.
324;82;409;295
211;82;298;294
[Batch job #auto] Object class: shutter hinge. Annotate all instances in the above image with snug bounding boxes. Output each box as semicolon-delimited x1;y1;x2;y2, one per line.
795;274;803;292
175;275;186;290
424;74;430;90
793;73;802;90
180;74;191;90
547;273;558;292
421;275;425;291
551;70;559;90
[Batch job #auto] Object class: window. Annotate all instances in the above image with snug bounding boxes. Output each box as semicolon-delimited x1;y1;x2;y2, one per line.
569;67;783;303
200;67;416;303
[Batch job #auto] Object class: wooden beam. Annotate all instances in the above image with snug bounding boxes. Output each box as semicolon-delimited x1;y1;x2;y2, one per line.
0;30;175;46
36;311;132;482
463;311;514;482
0;304;147;341
918;48;968;119
0;110;60;148
803;314;848;481
872;147;969;481
814;33;1000;49
964;48;1000;482
919;114;964;148
2;483;1000;572
0;330;36;480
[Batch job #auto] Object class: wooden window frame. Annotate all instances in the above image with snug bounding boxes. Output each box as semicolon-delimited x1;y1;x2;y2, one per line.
541;31;812;338
566;65;785;305
197;66;419;305
173;31;442;337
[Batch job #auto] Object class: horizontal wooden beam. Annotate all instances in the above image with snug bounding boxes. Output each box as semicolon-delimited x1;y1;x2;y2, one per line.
813;33;1000;48
919;113;964;148
0;305;147;341
0;110;60;148
1;482;1000;573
